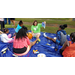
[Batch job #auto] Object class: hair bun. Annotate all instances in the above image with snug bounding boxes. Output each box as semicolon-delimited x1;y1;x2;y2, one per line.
20;20;22;22
63;24;67;28
19;20;23;25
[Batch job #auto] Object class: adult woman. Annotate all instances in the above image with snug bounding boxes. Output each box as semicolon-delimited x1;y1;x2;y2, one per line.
31;20;46;39
13;26;38;56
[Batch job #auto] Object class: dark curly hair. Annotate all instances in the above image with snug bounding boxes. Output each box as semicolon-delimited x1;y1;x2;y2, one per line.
59;24;67;30
70;32;75;43
16;26;28;40
3;28;9;33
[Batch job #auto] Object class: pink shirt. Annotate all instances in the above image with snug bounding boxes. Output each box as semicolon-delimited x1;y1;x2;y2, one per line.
13;36;30;48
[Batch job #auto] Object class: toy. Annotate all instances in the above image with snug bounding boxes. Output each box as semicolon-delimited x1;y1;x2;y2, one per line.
1;47;8;55
42;22;46;29
33;50;39;54
27;32;33;39
1;47;8;52
37;39;41;44
46;43;51;46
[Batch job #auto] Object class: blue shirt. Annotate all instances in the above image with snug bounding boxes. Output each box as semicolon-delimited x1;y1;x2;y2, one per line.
15;24;22;33
55;30;67;49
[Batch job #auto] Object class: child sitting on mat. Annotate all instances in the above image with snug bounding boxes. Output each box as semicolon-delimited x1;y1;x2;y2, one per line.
13;26;38;56
1;28;13;43
31;20;46;41
59;32;75;57
15;20;23;33
44;24;67;51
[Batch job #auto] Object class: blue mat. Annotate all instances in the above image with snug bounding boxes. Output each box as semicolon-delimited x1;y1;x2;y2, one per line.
0;28;70;57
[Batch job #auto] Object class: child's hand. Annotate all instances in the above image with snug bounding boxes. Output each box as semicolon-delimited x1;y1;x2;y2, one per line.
12;36;14;38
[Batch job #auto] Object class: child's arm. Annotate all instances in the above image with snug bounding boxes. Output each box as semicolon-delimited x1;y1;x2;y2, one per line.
55;40;60;51
61;40;70;50
55;32;61;51
27;37;31;45
4;34;13;41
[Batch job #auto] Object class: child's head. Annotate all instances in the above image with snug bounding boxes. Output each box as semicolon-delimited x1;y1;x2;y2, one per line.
70;32;75;43
59;24;67;30
19;20;23;26
3;28;9;33
16;26;28;39
33;20;38;26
